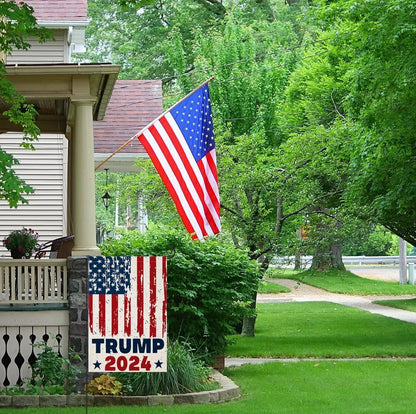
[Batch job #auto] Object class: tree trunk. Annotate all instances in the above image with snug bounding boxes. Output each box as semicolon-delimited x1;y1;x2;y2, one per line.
241;292;257;337
311;238;345;270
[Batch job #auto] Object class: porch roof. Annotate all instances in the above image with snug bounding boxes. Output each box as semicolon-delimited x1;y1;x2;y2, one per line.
0;63;120;137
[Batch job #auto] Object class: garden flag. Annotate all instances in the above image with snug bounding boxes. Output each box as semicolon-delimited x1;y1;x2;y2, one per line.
88;256;167;373
137;82;221;241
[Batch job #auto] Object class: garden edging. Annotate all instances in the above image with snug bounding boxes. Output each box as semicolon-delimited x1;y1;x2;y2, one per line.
0;370;240;408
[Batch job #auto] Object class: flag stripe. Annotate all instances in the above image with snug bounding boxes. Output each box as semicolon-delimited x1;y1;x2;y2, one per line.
162;257;167;336
112;294;118;336
137;257;144;336
98;294;106;336
149;257;157;337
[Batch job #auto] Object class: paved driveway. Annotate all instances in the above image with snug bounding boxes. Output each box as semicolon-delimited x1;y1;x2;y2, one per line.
346;265;400;282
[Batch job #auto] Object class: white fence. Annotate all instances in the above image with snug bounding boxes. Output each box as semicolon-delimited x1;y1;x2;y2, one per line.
0;311;69;387
272;256;416;267
0;259;68;305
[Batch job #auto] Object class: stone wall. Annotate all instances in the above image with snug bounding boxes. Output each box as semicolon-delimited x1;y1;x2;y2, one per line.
67;256;89;392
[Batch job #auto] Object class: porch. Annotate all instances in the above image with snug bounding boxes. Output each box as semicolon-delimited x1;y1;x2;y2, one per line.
0;257;87;390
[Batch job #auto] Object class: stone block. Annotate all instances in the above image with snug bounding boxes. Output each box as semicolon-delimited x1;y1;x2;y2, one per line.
0;395;12;407
66;394;90;406
94;395;123;406
148;395;174;406
174;391;211;405
39;395;66;407
121;396;149;406
12;395;39;408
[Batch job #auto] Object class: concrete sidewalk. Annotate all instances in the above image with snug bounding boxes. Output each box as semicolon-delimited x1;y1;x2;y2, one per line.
258;278;416;324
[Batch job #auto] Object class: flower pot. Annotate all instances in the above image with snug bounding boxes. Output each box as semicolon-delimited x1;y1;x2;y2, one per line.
11;249;26;259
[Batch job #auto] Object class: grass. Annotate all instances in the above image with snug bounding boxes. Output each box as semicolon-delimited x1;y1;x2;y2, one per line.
227;302;416;358
5;361;416;414
374;298;416;312
257;279;290;294
267;267;416;295
4;301;416;413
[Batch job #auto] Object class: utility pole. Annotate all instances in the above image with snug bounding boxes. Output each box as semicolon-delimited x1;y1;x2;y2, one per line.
399;237;407;284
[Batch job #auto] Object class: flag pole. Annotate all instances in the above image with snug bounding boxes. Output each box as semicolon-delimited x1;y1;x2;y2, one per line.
95;76;215;172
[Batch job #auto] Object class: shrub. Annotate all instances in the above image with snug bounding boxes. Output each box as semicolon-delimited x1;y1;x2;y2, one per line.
30;342;81;394
115;340;218;395
100;225;259;360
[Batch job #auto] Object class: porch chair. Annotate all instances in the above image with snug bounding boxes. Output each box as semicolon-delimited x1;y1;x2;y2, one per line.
35;235;75;259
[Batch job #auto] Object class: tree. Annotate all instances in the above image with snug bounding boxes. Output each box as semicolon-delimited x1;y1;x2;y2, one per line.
299;0;416;246
82;0;225;82
0;1;50;206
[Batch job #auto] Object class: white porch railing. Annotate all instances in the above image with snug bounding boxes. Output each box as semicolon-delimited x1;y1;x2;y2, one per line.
0;259;68;305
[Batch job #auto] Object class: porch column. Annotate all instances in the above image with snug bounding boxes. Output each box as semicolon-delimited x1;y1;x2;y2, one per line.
71;99;100;256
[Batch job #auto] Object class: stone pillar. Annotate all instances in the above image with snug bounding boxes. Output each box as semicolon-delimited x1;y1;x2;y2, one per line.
68;256;89;392
71;99;100;256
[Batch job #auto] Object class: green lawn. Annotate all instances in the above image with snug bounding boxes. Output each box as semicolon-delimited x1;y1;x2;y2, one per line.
257;279;290;294
267;267;416;295
4;361;416;414
4;301;416;413
374;298;416;312
227;302;416;358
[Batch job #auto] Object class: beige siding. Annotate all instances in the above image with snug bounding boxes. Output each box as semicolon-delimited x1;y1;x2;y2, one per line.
0;133;68;255
6;30;67;64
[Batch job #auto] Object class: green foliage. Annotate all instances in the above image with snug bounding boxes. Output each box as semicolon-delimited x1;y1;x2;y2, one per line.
116;340;217;395
283;0;416;246
82;0;223;82
0;1;51;207
86;375;123;395
30;342;81;395
343;226;397;256
100;225;259;358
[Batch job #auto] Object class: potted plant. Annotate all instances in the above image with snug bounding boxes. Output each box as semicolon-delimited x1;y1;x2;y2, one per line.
3;228;40;259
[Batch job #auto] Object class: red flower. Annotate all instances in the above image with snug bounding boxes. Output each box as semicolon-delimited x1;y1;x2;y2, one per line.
18;246;23;252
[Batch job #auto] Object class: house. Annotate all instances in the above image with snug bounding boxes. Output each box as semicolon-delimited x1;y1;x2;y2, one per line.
0;1;162;253
0;0;162;391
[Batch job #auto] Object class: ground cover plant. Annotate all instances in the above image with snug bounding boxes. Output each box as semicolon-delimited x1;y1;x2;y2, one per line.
227;302;416;358
374;298;416;312
267;267;416;295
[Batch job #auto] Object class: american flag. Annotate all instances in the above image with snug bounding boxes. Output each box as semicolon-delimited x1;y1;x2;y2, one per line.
88;256;167;338
137;83;221;241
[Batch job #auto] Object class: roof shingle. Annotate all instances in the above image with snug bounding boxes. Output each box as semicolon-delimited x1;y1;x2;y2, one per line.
23;0;88;22
94;80;163;155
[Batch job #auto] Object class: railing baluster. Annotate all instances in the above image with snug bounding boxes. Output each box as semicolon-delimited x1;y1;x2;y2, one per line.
24;265;29;302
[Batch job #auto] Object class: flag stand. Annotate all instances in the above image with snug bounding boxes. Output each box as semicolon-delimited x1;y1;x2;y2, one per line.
95;77;214;172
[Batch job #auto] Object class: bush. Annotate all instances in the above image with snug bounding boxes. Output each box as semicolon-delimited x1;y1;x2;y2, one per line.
30;342;81;394
115;340;217;395
100;225;259;359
